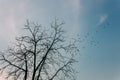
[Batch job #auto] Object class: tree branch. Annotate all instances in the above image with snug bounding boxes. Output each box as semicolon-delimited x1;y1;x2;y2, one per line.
49;60;73;80
0;55;25;71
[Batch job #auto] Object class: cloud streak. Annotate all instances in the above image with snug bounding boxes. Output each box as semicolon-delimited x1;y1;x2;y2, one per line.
0;0;28;47
97;14;108;25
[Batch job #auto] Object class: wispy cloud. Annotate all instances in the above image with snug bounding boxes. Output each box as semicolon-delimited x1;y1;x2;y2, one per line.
71;0;81;12
0;0;82;47
0;0;28;46
62;0;82;37
97;14;108;25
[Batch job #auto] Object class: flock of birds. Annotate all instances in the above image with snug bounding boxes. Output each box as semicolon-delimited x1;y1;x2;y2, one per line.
78;22;110;49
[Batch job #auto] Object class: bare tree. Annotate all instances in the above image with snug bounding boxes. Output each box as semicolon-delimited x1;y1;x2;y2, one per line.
0;19;79;80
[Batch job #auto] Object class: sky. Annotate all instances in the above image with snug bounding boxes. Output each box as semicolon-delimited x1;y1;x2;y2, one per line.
0;0;120;80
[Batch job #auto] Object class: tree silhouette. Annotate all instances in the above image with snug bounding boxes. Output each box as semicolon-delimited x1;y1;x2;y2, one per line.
0;19;79;80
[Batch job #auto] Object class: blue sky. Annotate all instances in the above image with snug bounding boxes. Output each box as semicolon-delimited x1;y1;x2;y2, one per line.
78;0;120;80
0;0;120;80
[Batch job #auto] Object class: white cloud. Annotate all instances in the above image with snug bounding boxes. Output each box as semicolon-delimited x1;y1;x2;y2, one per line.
0;0;29;47
71;0;81;12
61;0;82;37
0;0;82;48
97;14;108;25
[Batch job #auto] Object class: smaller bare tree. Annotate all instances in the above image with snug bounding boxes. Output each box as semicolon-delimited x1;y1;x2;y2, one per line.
0;19;79;80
